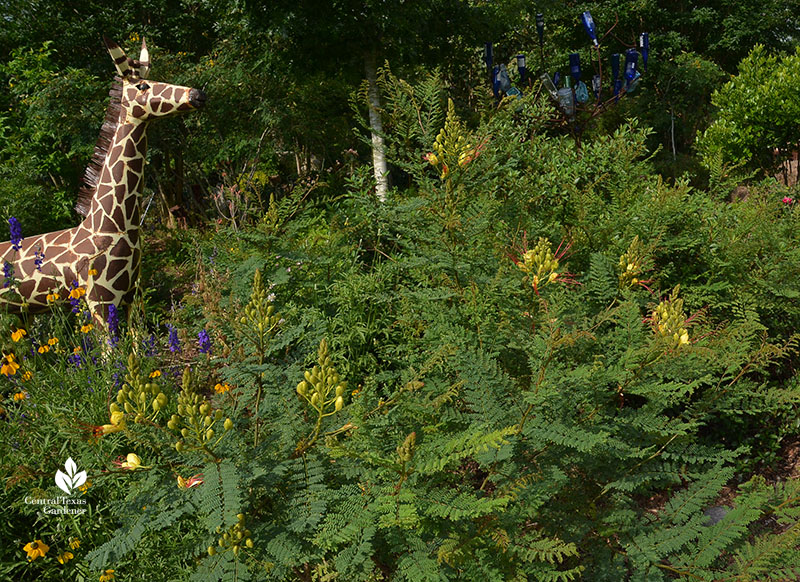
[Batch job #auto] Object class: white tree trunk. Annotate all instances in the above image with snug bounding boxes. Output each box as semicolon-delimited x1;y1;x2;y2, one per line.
364;50;388;202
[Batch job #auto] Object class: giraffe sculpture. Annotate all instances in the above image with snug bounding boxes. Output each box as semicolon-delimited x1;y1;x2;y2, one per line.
0;36;205;325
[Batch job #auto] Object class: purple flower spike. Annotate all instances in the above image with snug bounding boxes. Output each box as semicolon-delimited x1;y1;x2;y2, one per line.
8;217;23;252
107;304;120;348
167;324;181;353
198;329;212;354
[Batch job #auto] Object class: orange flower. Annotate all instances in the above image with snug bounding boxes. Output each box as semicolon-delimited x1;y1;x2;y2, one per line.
214;382;232;394
11;328;26;342
69;286;86;300
1;354;20;376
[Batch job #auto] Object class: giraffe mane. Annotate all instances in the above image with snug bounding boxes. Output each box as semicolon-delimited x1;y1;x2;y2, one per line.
75;76;124;217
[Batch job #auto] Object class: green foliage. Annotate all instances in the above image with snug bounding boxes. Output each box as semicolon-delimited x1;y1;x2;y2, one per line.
2;27;800;582
698;45;800;176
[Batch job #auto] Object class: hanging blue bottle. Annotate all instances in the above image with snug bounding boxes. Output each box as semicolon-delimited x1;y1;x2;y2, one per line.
517;54;527;85
624;49;639;84
552;71;561;88
492;65;501;98
639;33;649;72
569;53;581;83
581;12;599;47
611;53;620;82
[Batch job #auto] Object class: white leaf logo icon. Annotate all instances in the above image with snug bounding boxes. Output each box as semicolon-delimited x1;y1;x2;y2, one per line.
55;457;87;494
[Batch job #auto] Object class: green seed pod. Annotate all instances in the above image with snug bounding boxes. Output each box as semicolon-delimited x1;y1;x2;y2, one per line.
167;419;177;430
297;381;308;396
200;403;210;416
335;385;344;397
239;316;247;325
181;428;190;438
245;538;253;548
152;398;161;412
157;393;167;407
224;418;233;431
134;413;144;423
206;428;214;441
218;538;225;547
335;395;344;411
208;546;216;556
310;393;319;406
237;513;245;522
214;409;223;421
304;370;313;383
177;404;185;415
175;441;184;452
232;545;240;556
204;416;212;428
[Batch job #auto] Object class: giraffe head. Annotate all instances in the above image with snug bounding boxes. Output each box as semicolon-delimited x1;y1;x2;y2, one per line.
104;36;206;122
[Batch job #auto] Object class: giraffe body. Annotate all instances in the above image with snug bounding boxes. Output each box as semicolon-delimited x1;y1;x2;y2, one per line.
0;37;204;323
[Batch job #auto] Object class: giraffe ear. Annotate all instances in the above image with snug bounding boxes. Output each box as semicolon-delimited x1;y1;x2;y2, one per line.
104;36;133;78
137;38;151;79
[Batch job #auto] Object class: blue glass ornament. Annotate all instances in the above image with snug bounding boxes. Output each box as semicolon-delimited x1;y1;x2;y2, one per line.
581;11;599;47
569;53;581;82
517;54;527;84
627;71;641;93
613;78;622;100
498;64;512;93
611;53;620;81
639;33;649;71
484;42;493;69
575;81;589;103
624;49;639;83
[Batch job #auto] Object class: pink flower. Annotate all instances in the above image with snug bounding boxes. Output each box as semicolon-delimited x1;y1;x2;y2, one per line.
783;196;794;204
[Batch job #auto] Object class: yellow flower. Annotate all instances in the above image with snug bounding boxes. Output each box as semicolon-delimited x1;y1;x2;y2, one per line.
100;569;116;582
11;328;26;342
73;346;82;354
177;473;204;489
57;551;74;564
23;539;49;561
69;286;86;300
21;371;32;381
13;391;27;402
99;410;125;435
214;382;232;394
77;481;91;493
46;292;60;303
69;539;81;550
120;453;142;470
1;354;20;376
38;345;50;354
48;337;58;346
88;268;98;277
80;324;94;334
149;370;161;378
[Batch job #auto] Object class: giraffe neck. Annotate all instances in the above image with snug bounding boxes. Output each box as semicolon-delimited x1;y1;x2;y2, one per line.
83;116;149;235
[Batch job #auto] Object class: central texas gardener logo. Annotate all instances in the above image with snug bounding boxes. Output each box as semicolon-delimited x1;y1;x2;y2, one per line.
55;457;87;494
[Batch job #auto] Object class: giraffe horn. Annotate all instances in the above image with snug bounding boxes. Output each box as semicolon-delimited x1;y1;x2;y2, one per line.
103;35;133;78
138;37;151;79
